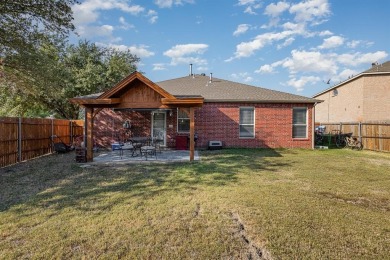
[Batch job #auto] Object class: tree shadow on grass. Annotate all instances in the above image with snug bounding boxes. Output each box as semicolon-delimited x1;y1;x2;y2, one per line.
0;148;291;213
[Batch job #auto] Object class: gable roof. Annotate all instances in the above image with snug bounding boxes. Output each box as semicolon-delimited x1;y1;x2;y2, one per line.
157;74;319;103
313;61;390;98
69;71;204;108
99;71;175;99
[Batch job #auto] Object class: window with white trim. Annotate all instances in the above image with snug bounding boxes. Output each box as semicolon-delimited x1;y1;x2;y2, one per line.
292;107;307;138
239;107;255;138
177;109;190;132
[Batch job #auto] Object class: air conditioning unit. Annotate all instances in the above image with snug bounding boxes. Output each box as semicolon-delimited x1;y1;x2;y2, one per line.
208;140;222;150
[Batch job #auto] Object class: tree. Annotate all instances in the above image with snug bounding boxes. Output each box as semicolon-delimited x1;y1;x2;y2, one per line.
0;40;139;119
0;0;78;56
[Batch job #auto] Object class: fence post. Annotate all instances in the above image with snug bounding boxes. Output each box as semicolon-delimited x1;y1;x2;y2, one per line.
339;122;342;133
70;120;73;144
51;118;54;152
18;117;22;162
358;122;362;143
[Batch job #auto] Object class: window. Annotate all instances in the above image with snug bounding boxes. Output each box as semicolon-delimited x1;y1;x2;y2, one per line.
177;109;190;132
239;107;255;138
292;107;307;138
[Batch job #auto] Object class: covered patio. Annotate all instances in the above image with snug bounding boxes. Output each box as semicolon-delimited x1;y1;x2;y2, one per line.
69;72;204;162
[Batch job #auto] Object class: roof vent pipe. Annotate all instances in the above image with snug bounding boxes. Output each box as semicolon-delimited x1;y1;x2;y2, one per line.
189;64;193;76
209;72;213;83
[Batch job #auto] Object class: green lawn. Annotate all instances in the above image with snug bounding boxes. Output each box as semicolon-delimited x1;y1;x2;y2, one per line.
1;149;389;259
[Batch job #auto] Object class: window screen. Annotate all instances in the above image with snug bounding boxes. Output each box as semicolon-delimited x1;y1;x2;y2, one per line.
239;107;255;138
177;109;190;132
292;107;307;138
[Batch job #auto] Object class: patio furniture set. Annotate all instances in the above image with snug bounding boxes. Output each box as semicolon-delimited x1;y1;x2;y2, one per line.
113;137;162;160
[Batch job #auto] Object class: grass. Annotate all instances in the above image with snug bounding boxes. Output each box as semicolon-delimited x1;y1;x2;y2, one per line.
0;148;389;259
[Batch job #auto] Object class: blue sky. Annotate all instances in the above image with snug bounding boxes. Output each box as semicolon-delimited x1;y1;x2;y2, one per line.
71;0;389;97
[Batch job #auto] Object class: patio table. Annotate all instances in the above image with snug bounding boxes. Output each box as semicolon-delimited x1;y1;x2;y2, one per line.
129;137;151;154
129;137;151;146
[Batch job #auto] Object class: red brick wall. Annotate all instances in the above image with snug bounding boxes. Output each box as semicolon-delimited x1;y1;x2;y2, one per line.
93;103;314;149
93;109;179;148
194;103;314;149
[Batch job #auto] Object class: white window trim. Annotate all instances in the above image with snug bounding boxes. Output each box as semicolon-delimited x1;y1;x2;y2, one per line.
292;107;308;139
239;107;255;139
177;108;190;133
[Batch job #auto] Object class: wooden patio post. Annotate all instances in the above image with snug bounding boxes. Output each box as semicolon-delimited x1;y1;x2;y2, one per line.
189;107;195;161
86;107;94;162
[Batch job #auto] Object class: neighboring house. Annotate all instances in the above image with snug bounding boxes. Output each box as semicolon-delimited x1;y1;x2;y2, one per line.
313;61;390;123
70;71;319;160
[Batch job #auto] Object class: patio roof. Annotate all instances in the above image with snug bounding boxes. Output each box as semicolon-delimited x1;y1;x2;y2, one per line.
69;71;202;163
69;71;204;108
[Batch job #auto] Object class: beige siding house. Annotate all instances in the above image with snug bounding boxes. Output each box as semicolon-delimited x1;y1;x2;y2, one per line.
313;61;390;123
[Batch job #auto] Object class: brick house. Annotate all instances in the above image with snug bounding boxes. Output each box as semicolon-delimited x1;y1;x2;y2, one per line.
71;71;319;161
313;61;390;123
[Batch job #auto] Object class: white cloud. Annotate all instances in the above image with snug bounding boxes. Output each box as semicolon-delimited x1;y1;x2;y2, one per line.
231;72;253;82
233;24;250;36
287;76;321;91
128;45;155;58
264;2;290;17
337;51;388;67
147;10;158;24
238;0;262;14
318;30;333;37
238;0;256;5
77;24;115;38
332;68;358;83
289;0;331;24
153;63;167;71
262;2;290;28
72;0;146;39
97;43;155;58
154;0;194;8
347;40;361;49
244;6;257;15
318;35;344;49
164;44;209;65
119;17;134;30
226;30;295;61
277;37;295;49
196;66;209;72
259;49;388;92
255;64;274;74
281;50;338;74
73;0;144;26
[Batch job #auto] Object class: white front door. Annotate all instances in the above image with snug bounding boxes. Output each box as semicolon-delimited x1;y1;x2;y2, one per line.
152;112;166;146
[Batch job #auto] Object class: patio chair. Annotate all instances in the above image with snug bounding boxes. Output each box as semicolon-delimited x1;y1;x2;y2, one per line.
152;137;163;154
140;145;157;160
119;142;135;158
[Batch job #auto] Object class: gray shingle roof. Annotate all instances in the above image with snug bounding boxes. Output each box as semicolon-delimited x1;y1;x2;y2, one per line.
363;61;390;73
157;75;319;103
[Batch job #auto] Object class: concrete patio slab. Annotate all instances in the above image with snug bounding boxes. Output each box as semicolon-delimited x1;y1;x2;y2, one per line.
91;149;200;164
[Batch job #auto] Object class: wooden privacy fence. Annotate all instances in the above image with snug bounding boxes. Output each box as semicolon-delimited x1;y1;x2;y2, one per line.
316;121;390;152
0;117;84;168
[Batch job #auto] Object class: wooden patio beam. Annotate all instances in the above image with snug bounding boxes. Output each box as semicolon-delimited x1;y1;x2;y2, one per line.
69;98;121;105
85;107;94;162
189;107;195;161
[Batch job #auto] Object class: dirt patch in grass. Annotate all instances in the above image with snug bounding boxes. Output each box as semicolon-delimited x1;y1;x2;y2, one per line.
231;212;272;260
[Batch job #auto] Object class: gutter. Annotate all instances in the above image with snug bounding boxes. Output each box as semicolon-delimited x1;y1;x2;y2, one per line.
204;99;321;104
